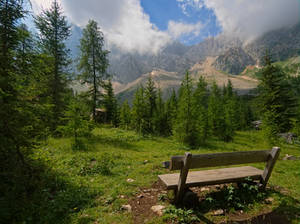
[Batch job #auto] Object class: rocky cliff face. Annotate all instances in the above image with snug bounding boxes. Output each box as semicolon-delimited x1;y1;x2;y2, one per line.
213;47;255;75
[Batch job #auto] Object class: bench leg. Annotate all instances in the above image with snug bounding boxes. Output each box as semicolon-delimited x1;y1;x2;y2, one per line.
175;152;192;204
261;147;280;188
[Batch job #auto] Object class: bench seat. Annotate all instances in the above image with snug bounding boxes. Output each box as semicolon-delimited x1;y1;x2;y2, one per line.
158;166;263;190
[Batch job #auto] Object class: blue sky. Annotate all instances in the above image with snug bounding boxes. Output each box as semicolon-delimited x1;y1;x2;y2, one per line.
141;0;221;45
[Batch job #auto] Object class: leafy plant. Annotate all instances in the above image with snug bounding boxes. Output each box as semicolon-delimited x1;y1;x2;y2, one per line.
79;153;115;176
163;205;200;224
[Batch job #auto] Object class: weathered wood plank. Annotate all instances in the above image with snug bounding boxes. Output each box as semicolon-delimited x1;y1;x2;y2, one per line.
170;150;271;171
261;147;280;187
175;152;192;203
158;166;263;190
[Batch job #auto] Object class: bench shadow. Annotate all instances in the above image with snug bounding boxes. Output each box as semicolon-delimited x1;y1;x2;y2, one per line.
174;187;300;224
0;152;100;224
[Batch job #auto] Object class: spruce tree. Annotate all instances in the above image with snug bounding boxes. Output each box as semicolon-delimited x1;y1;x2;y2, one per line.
78;19;109;121
258;52;297;142
193;77;209;144
174;72;199;147
35;0;71;130
207;82;226;140
165;89;178;135
144;75;157;134
103;79;119;126
154;88;168;136
120;100;131;130
131;86;146;134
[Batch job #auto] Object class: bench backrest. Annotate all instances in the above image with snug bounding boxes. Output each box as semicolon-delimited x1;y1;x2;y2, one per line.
170;150;272;171
169;147;280;204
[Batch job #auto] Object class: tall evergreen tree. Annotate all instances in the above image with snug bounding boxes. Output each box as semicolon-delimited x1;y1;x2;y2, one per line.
35;0;71;130
131;86;146;134
258;52;297;142
154;88;168;136
174;72;199;147
165;89;177;135
120;100;131;130
78;19;109;120
193;77;209;144
103;79;119;126
144;75;157;134
207;82;226;140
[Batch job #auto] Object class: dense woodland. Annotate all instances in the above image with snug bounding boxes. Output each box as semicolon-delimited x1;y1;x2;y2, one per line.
1;0;300;223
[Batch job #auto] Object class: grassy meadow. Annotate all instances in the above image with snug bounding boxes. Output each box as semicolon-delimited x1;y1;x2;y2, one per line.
10;126;299;224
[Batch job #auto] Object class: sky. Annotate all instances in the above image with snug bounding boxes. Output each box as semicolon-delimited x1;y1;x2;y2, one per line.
29;0;300;54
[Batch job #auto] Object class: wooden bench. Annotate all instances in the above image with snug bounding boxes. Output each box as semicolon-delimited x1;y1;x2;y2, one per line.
158;147;280;203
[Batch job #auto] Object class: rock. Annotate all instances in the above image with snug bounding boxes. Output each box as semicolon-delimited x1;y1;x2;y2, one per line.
137;194;144;199
252;120;262;130
283;154;300;161
119;195;125;199
151;205;165;216
143;160;149;164
121;204;132;212
213;209;224;216
127;178;135;183
143;189;151;193
200;187;210;192
278;133;297;144
265;197;274;204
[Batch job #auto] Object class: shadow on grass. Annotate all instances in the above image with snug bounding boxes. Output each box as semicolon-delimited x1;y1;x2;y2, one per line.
173;185;300;224
86;134;141;152
0;150;100;224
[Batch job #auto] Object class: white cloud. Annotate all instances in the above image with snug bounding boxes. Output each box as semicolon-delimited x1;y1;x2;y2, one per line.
31;0;171;54
179;0;300;42
168;21;203;39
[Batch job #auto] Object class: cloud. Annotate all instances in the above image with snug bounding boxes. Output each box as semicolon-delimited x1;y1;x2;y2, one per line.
177;0;204;16
168;21;203;39
31;0;171;54
179;0;300;42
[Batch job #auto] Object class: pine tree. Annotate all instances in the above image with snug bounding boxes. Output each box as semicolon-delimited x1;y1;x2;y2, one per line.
35;0;71;130
154;88;168;136
144;75;157;134
103;79;119;126
207;82;226;140
174;72;199;147
120;100;131;130
193;77;209;144
131;86;146;134
258;52;297;143
0;0;33;164
78;19;109;121
165;89;177;135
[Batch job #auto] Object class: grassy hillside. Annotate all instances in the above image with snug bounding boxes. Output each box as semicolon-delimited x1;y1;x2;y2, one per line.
11;126;300;224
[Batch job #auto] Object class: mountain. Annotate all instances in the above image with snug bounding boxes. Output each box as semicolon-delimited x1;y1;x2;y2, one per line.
213;47;256;75
67;23;300;101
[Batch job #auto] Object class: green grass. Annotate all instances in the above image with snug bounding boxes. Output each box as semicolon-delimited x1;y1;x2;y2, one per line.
13;127;300;223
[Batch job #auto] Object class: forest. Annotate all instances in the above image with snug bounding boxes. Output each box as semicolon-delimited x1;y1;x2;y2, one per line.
1;1;300;223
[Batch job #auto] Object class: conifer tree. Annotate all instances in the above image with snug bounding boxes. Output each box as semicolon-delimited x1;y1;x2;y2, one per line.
207;82;226;140
165;89;178;135
174;72;199;147
144;75;157;133
193;77;209;144
35;0;71;130
78;19;109;121
154;88;168;136
103;79;119;126
120;100;131;130
258;52;297;142
131;86;146;134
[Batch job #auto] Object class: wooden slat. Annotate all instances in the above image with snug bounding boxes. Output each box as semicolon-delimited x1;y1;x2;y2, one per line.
158;166;263;190
170;150;271;171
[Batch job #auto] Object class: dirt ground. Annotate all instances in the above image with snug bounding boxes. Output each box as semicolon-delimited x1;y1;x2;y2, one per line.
128;181;291;224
